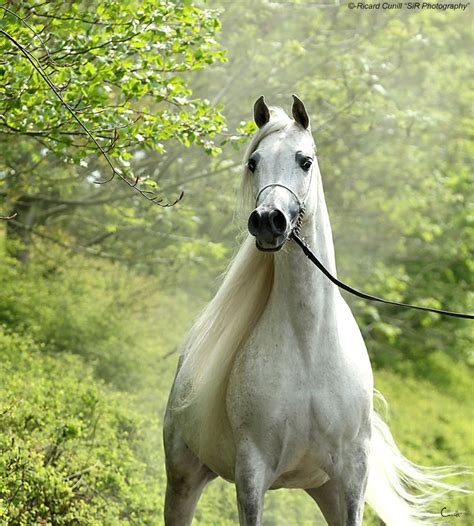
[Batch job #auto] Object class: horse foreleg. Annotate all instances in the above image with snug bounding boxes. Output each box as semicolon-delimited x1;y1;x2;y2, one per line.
305;448;369;526
234;444;272;526
163;416;216;525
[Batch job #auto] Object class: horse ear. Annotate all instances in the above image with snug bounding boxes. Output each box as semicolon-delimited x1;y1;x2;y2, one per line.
254;96;270;128
292;94;310;129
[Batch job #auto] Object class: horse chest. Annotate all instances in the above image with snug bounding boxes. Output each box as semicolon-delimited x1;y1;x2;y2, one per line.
227;328;368;445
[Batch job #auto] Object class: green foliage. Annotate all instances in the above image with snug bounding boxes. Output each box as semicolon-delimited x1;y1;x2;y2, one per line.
0;327;165;525
0;243;175;390
0;0;226;164
2;256;108;384
0;0;227;263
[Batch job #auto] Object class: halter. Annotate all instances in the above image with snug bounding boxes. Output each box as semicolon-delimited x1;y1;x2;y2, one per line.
254;167;313;237
255;183;303;210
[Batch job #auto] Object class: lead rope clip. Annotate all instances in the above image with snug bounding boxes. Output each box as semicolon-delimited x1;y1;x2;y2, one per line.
292;203;306;238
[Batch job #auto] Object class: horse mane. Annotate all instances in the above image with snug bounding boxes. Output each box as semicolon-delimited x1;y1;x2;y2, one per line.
174;108;292;428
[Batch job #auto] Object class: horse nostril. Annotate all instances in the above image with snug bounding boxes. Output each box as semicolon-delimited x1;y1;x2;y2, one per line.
269;210;287;235
248;210;261;236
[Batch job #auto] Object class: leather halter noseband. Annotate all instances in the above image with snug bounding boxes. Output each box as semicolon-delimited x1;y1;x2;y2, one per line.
254;167;313;236
255;183;303;210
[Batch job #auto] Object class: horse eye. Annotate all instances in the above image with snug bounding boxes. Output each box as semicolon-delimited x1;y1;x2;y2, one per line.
301;159;312;172
247;158;257;172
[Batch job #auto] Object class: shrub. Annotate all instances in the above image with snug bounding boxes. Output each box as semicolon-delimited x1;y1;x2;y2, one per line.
0;249;165;390
0;327;164;525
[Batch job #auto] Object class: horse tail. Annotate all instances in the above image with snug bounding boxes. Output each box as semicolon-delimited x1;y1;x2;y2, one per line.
366;395;471;525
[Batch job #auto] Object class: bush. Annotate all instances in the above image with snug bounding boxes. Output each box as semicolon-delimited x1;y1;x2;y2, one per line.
0;327;164;525
0;249;166;390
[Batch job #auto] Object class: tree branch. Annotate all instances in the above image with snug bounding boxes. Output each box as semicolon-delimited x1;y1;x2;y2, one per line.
0;20;181;207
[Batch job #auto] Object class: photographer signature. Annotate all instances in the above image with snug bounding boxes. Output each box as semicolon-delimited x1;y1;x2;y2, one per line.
441;506;465;518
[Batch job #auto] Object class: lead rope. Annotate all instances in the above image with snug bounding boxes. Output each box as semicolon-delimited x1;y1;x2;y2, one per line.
290;228;474;320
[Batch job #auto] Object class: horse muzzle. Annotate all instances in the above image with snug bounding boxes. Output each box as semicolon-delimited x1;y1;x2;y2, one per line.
248;206;291;251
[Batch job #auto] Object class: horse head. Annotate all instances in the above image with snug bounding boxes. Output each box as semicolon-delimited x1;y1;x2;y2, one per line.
247;95;315;251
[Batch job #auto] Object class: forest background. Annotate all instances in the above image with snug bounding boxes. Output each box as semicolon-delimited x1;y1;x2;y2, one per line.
0;0;472;524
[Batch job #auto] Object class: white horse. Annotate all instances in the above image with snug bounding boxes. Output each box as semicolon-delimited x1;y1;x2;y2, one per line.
164;96;464;525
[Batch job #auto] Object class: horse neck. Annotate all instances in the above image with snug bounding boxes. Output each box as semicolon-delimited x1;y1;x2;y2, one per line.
271;173;338;323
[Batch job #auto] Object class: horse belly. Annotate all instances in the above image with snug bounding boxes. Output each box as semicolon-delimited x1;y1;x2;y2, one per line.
270;460;329;489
